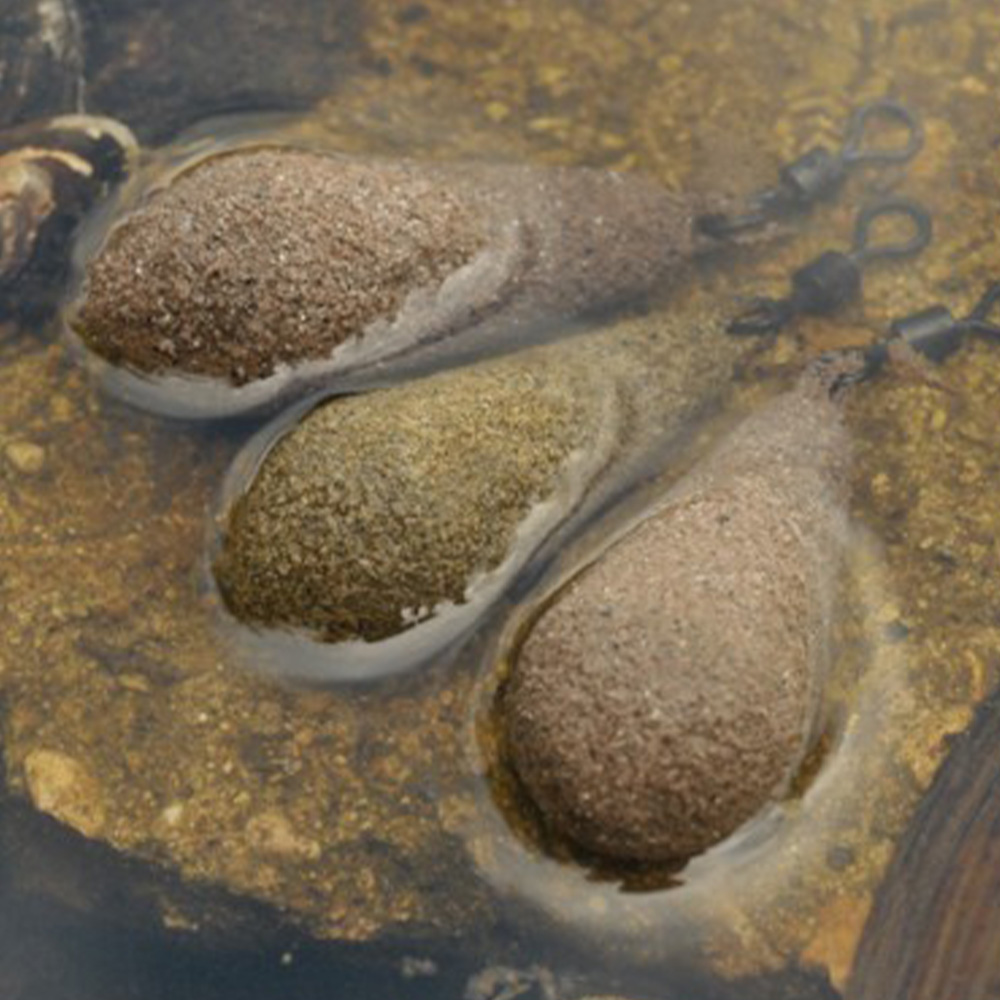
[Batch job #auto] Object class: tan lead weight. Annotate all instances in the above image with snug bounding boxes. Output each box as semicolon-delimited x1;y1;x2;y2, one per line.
501;359;854;863
70;145;726;418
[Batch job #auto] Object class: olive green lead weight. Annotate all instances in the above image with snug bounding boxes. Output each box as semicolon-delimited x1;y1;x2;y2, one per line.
502;364;852;863
213;306;747;681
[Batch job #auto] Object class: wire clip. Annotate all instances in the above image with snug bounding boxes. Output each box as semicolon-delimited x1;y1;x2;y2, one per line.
727;198;933;337
697;99;924;240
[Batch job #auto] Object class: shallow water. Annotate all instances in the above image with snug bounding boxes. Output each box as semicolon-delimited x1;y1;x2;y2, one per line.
4;0;1000;998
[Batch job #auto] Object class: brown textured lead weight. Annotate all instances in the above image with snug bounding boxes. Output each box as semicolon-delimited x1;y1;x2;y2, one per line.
502;362;853;863
71;145;716;419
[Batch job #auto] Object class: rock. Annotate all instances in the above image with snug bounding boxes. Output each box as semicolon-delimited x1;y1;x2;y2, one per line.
212;302;747;680
0;0;84;129
0;114;137;323
78;0;364;142
71;145;714;418
4;440;46;474
0;0;364;142
501;363;852;863
23;748;107;838
847;685;1000;1000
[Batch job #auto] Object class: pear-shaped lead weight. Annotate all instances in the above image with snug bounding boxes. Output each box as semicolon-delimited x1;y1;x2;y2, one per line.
211;307;747;682
71;146;710;418
502;363;852;863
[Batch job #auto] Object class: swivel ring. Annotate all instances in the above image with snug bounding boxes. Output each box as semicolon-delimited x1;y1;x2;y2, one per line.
727;296;797;336
851;198;933;265
841;98;925;167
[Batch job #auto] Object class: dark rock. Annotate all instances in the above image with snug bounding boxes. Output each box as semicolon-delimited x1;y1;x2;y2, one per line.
847;692;1000;1000
0;114;136;325
0;0;84;129
78;0;364;143
77;148;485;384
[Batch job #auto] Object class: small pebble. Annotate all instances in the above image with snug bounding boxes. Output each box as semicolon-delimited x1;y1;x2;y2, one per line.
5;440;46;474
160;802;185;827
247;810;322;860
23;748;107;838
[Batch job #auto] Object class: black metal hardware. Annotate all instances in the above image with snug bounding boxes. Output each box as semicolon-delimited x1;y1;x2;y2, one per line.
727;198;933;337
696;98;924;240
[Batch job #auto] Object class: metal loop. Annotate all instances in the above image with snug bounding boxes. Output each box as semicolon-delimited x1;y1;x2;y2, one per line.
851;198;933;265
727;296;796;336
695;208;769;240
811;347;877;395
841;98;925;167
697;100;923;240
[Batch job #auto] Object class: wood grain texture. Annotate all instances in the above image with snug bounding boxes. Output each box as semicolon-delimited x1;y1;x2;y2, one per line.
849;694;1000;999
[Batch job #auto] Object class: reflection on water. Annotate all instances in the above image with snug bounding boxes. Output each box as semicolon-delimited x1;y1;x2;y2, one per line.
4;0;1000;998
0;797;474;1000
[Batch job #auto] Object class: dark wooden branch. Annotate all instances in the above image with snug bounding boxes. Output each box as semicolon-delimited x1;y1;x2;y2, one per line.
848;692;1000;999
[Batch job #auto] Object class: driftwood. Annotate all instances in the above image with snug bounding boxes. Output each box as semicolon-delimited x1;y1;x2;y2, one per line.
849;691;1000;999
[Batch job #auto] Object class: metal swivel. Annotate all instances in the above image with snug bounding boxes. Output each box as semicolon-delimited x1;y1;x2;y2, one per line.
697;98;924;240
727;198;933;337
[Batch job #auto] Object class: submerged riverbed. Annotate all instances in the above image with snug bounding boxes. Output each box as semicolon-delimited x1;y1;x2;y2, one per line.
3;1;1000;998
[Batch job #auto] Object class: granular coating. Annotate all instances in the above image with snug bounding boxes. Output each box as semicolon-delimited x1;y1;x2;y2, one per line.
76;148;486;384
213;307;745;649
74;147;701;393
503;368;852;863
214;350;609;643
